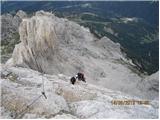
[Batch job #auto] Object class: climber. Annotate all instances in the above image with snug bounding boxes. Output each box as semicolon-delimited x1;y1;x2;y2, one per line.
70;76;76;85
70;73;86;85
76;72;86;83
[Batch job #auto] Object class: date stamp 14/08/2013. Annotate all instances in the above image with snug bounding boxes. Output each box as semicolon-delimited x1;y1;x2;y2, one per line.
111;99;150;105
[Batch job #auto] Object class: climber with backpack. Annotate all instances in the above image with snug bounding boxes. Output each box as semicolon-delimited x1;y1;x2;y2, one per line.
70;72;86;85
70;76;76;85
76;72;86;82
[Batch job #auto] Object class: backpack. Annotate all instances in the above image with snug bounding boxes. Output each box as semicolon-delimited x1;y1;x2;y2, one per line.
77;73;86;82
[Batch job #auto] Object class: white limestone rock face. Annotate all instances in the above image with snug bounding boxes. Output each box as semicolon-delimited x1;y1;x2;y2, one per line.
0;66;158;119
9;11;92;74
6;11;157;99
1;67;69;119
7;11;124;73
138;72;159;100
11;14;58;72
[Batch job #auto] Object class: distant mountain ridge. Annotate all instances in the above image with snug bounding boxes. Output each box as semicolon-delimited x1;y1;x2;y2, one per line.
2;1;158;26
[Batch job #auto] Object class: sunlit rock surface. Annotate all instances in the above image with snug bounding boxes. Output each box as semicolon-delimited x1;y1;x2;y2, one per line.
5;11;157;99
1;66;158;119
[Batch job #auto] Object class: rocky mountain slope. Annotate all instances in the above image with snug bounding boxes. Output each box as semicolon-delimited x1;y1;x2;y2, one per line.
2;1;158;74
1;11;159;118
0;66;158;118
5;11;158;100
